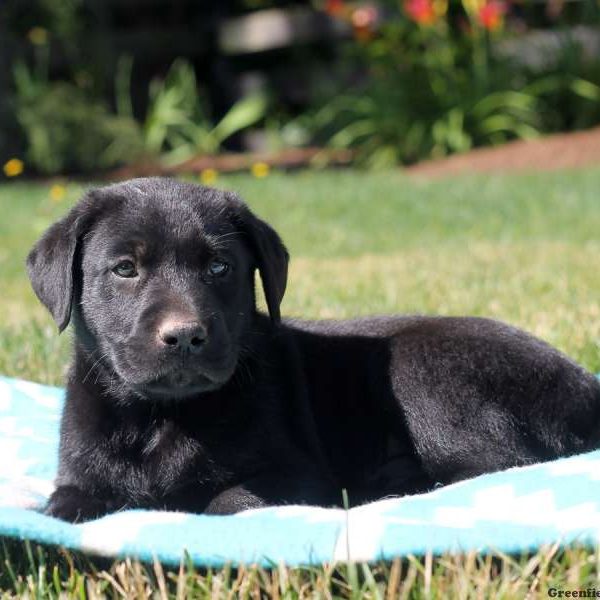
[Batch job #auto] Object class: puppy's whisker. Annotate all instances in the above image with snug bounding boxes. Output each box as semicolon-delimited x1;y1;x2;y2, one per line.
212;231;242;243
209;231;242;252
82;351;110;384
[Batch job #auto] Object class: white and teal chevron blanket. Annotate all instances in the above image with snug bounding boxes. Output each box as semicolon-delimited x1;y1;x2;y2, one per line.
1;375;599;567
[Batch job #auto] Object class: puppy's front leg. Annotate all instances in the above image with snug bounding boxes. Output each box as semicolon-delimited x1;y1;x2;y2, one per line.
45;485;120;523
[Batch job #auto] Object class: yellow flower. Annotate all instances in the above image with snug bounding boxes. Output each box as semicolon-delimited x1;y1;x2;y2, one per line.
251;162;270;179
49;184;66;203
3;158;24;177
28;27;48;46
462;0;486;15
200;168;218;185
433;0;448;16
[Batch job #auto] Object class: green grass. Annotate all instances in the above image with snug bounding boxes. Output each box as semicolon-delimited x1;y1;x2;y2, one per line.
1;169;599;597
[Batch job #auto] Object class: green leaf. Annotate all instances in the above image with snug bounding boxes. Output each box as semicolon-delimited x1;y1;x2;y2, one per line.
570;78;600;101
209;92;268;146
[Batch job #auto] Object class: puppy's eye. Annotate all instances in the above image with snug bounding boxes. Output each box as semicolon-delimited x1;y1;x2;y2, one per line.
207;259;229;277
112;260;137;278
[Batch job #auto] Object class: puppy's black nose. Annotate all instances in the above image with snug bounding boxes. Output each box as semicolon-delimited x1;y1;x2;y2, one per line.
158;321;207;353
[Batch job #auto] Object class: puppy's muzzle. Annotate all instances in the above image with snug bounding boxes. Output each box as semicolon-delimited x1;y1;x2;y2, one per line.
157;319;207;354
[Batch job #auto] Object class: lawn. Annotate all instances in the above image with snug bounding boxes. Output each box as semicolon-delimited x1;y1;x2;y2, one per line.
1;169;599;596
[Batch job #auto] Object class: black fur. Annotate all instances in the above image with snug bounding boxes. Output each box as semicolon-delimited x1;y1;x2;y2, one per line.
26;177;600;522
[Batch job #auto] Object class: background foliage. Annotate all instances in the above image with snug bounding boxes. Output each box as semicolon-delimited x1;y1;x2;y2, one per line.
2;0;600;175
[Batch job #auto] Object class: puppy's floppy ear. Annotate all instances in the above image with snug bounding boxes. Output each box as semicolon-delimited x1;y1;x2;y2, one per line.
26;190;105;332
227;193;289;324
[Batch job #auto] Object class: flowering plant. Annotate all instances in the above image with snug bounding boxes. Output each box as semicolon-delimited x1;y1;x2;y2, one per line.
307;0;600;166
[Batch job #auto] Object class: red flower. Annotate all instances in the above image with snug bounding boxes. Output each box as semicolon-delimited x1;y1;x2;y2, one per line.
404;0;437;25
477;1;507;31
325;0;345;16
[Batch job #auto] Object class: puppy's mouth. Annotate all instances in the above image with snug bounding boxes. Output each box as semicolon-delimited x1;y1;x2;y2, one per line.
138;374;218;398
113;351;238;400
132;365;234;399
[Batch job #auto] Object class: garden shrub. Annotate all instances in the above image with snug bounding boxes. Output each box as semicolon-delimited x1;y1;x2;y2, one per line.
14;72;145;174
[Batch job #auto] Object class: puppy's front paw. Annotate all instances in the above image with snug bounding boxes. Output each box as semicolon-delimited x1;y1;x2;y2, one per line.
45;486;109;523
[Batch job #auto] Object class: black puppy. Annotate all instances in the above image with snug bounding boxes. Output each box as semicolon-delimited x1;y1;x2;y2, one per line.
27;177;600;522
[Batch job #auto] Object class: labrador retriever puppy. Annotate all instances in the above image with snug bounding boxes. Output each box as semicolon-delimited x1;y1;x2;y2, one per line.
27;177;600;522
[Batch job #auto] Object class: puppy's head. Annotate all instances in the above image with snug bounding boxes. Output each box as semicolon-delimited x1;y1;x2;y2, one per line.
27;177;288;399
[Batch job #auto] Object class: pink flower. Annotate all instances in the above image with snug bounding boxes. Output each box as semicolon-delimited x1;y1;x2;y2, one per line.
351;6;378;40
